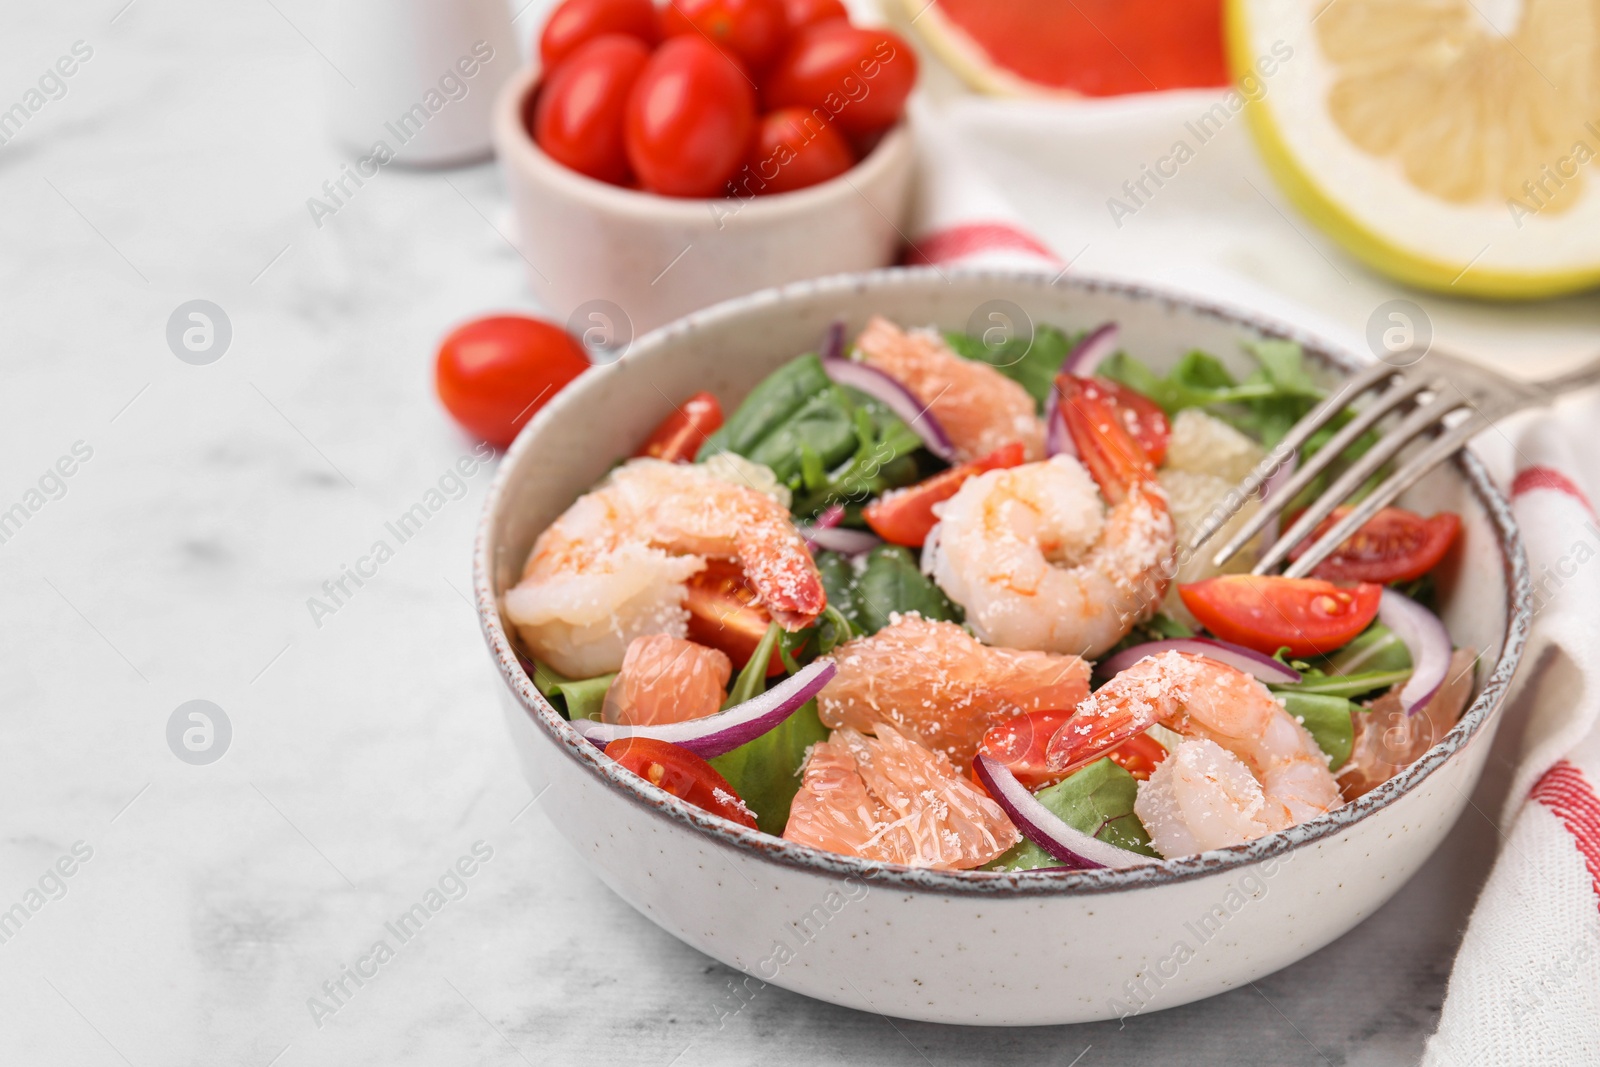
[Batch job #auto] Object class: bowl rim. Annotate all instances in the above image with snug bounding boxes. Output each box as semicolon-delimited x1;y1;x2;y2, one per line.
473;266;1532;897
491;60;914;223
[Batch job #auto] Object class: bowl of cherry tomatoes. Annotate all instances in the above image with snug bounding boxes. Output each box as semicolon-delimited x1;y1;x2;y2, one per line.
493;0;919;335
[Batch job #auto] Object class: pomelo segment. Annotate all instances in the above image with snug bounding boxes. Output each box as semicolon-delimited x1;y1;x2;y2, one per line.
1228;0;1600;298
906;0;1229;97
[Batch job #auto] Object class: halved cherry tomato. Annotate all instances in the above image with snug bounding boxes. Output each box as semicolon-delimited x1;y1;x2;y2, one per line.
744;108;856;194
684;560;784;676
1288;506;1461;585
435;315;590;448
1179;575;1383;658
782;0;848;29
862;442;1027;547
976;709;1170;791
661;0;789;70
625;36;757;197
606;737;758;828
534;34;651;185
1104;732;1168;781
635;391;724;461
763;22;917;136
539;0;658;69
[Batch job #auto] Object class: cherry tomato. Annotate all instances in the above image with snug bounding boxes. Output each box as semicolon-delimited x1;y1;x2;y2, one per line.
1288;506;1461;585
635;391;725;461
435;316;590;448
1104;733;1168;781
782;0;848;29
661;0;789;70
540;0;657;69
626;36;757;197
684;560;784;676
977;709;1170;791
606;737;759;828
763;22;917;136
744;107;856;194
1090;377;1170;466
1179;575;1383;658
862;442;1027;547
534;35;651;184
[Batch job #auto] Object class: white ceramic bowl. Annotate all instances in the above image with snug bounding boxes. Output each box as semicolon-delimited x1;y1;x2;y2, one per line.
474;269;1530;1025
491;62;915;337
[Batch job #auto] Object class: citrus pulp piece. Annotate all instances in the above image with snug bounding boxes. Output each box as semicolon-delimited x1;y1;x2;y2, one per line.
905;0;1229;97
1229;0;1600;298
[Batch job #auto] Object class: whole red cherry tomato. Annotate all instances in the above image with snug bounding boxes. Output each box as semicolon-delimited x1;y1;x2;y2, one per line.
782;0;848;30
763;22;917;136
534;35;651;184
744;107;856;194
626;36;757;197
661;0;789;70
539;0;657;69
435;316;590;448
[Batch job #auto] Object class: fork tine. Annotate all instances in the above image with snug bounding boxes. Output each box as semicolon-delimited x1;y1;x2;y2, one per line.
1282;411;1492;578
1187;361;1400;551
1251;392;1468;575
1207;375;1435;570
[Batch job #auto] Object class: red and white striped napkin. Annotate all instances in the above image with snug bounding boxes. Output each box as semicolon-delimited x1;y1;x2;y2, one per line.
901;96;1600;1061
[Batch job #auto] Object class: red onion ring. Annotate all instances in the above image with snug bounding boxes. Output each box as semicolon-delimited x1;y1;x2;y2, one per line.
821;320;845;363
1043;386;1075;457
1377;588;1451;716
1060;322;1120;377
573;659;837;758
802;525;881;555
1094;639;1302;685
974;756;1158;870
821;358;956;462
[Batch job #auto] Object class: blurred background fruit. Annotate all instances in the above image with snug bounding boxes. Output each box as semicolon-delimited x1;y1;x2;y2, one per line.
1229;0;1600;299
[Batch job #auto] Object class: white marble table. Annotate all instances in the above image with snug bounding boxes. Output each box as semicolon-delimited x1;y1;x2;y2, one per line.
2;2;1592;1064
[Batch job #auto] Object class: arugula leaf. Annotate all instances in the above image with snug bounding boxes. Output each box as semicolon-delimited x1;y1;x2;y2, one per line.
944;324;1078;411
850;545;961;634
723;622;783;710
1280;669;1412;700
1279;691;1354;771
1316;622;1413;676
987;758;1160;870
531;662;616;722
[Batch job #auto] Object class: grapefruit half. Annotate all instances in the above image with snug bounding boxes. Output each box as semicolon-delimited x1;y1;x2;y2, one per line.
906;0;1229;97
1228;0;1600;299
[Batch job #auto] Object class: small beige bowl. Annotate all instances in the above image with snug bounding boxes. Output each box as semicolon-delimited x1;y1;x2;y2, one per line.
491;62;915;338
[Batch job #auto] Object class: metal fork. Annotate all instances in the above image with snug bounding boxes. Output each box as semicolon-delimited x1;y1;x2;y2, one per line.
1189;350;1600;578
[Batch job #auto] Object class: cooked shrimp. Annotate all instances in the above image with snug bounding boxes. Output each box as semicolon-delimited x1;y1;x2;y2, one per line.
855;315;1045;462
818;613;1091;769
1045;651;1343;856
783;723;1019;869
930;379;1175;658
505;458;824;678
601;634;731;726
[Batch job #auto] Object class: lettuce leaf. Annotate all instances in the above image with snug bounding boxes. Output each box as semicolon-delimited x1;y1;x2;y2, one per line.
986;757;1159;871
1278;692;1354;771
531;662;615;722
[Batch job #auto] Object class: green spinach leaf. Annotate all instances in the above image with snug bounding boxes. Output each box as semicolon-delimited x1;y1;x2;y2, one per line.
531;662;616;722
944;323;1078;411
850;545;961;635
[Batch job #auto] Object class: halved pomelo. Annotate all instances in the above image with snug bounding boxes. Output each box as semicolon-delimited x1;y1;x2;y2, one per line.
905;0;1229;97
1229;0;1600;299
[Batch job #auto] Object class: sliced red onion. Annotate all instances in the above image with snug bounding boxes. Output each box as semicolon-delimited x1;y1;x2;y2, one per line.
1043;386;1075;457
1061;322;1120;377
975;756;1158;870
575;659;837;758
1378;588;1451;716
810;503;844;530
801;525;881;555
822;358;956;462
821;320;845;363
1095;639;1302;685
1258;453;1298;550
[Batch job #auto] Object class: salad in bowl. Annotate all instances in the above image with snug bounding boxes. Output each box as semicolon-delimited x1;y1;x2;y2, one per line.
501;308;1475;873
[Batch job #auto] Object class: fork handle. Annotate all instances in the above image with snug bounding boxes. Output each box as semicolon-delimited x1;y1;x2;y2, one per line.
1536;353;1600;393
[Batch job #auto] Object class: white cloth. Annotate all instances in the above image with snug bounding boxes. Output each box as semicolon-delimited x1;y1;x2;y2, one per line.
903;90;1600;1060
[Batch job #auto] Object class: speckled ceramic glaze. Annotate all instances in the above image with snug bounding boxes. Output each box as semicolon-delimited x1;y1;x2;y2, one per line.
474;269;1531;1025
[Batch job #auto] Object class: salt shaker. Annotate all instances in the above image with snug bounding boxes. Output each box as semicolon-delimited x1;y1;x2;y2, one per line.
327;0;522;167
